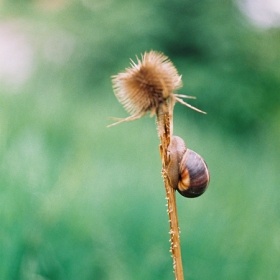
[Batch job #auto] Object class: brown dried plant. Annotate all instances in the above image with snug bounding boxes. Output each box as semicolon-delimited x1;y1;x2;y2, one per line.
109;51;205;280
109;51;205;127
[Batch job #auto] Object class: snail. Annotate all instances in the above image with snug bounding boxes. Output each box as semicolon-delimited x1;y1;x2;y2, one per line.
166;136;210;198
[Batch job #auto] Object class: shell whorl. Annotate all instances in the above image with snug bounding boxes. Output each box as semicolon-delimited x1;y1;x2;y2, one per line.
178;149;210;198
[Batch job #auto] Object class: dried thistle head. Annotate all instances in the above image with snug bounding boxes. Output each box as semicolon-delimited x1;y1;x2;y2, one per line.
109;51;205;126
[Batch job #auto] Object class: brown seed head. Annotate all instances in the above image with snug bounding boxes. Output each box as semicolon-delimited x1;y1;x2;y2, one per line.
112;51;182;117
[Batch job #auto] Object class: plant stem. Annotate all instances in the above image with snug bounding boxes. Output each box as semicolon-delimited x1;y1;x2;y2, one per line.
157;101;184;280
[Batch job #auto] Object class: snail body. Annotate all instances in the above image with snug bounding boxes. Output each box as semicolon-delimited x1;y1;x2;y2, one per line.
167;136;210;198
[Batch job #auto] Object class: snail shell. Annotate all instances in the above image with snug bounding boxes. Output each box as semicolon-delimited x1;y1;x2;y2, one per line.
178;148;210;198
167;136;210;198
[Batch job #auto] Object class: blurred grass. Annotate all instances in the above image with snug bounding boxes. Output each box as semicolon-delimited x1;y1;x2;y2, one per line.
0;0;280;279
1;86;279;279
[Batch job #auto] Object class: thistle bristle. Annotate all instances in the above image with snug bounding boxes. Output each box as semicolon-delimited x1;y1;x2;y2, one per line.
112;51;182;117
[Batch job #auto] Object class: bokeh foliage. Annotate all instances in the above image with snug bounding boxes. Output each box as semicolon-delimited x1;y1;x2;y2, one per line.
0;0;280;279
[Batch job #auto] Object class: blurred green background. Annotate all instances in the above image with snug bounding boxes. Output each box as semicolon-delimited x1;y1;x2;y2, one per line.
1;0;280;279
